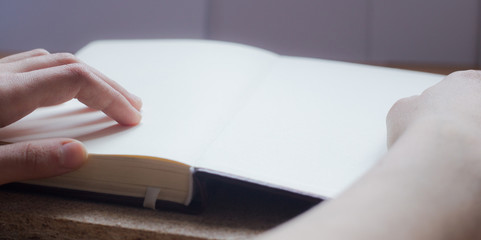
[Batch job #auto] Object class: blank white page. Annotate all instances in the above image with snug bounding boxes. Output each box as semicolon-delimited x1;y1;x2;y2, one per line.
0;40;277;165
197;57;442;198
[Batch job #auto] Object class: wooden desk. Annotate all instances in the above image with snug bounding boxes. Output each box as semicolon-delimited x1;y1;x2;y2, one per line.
0;181;315;240
371;63;479;75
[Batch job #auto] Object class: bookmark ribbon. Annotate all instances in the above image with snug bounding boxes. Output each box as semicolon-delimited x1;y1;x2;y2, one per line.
143;187;161;209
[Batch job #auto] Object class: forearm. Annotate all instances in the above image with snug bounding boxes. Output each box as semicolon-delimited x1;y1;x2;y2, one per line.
258;117;481;239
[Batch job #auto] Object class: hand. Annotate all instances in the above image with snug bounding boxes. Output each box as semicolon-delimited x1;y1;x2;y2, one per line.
386;70;481;147
0;49;142;184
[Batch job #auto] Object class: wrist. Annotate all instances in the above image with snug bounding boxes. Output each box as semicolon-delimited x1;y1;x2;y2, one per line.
340;115;481;239
390;115;481;172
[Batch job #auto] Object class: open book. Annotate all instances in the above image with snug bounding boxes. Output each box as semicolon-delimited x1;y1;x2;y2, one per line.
0;39;442;211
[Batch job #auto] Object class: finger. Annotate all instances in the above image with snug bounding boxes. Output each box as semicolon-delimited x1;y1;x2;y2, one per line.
5;52;77;73
9;63;142;126
0;49;50;64
7;53;142;111
0;139;87;185
85;64;143;111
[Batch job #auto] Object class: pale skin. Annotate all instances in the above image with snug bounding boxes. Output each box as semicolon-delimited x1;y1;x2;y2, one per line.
0;49;142;185
258;70;481;239
3;50;481;239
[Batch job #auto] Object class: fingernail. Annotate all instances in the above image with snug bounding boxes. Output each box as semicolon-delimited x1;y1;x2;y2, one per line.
129;92;143;110
60;140;87;169
122;107;142;126
130;92;141;102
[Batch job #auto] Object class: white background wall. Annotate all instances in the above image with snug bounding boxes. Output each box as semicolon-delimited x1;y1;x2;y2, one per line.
0;0;479;66
0;0;207;52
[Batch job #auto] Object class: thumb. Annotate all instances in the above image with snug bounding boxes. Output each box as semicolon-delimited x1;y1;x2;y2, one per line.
0;138;87;185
